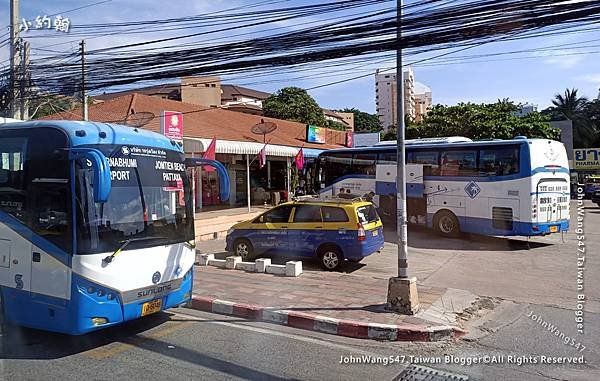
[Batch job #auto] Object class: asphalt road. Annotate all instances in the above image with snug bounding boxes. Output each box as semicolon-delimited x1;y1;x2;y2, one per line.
2;201;598;380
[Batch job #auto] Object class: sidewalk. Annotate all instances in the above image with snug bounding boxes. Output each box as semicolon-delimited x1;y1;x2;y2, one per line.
190;255;473;341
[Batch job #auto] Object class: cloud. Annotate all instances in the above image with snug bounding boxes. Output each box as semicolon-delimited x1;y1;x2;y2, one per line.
575;74;600;85
536;50;584;69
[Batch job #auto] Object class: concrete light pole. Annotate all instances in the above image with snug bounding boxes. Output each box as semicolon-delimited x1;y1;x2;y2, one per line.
387;0;420;315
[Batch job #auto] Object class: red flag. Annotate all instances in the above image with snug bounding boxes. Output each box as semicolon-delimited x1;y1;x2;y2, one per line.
258;144;267;169
202;137;217;172
295;147;304;170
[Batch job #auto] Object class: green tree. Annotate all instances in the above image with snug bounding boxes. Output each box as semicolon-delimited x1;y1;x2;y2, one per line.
381;100;559;141
543;88;599;148
550;88;588;119
326;120;347;131
263;87;327;126
338;108;382;133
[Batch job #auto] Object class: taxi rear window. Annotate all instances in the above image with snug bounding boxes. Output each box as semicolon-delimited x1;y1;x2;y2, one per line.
356;205;379;224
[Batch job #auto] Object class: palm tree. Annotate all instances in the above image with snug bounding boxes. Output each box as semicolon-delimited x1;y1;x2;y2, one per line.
551;88;588;119
551;88;597;148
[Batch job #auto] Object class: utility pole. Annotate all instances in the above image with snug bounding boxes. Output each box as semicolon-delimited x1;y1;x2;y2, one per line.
9;0;21;119
19;39;30;120
80;40;88;121
387;0;419;315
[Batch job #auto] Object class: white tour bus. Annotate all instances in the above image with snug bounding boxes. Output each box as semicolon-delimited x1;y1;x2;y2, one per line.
313;137;570;237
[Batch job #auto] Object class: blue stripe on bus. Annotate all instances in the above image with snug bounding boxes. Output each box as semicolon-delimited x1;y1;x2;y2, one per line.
375;181;424;197
426;213;569;236
0;209;70;265
531;166;570;175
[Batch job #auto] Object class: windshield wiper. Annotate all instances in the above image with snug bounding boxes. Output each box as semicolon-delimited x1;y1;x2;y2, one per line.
102;236;167;264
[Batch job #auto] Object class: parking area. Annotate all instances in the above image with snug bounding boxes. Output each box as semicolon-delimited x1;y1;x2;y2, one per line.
198;200;599;314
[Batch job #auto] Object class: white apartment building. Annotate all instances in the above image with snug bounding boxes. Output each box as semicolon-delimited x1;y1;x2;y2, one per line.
375;67;416;130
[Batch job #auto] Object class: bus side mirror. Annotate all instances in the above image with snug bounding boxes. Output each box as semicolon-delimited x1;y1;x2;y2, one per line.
185;158;230;201
70;148;112;203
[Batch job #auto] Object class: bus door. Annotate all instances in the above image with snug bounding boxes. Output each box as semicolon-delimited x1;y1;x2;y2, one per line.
28;181;70;301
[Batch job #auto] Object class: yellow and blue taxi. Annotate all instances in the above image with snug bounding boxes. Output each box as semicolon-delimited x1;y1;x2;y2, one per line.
225;197;384;270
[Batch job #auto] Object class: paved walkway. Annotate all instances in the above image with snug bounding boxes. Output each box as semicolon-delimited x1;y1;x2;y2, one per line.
194;264;451;327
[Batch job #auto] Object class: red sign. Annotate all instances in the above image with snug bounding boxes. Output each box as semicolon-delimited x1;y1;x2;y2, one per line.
345;132;354;148
161;111;184;142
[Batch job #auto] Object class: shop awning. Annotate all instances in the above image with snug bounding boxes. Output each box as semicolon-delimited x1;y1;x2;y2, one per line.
183;137;325;158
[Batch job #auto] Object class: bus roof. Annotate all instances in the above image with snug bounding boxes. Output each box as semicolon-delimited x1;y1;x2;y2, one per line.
0;120;182;152
320;137;550;155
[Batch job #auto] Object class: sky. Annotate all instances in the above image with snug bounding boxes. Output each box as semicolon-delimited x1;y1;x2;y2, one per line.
1;0;600;114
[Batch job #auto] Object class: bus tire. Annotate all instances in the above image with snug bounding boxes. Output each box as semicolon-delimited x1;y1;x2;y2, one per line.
433;210;461;238
318;245;343;271
234;239;255;261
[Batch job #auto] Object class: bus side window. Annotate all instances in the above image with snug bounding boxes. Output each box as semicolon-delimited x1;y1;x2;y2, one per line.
412;151;440;176
352;153;376;176
479;147;520;176
0;136;28;223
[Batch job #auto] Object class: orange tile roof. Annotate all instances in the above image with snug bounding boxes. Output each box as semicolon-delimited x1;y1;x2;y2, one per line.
42;93;348;150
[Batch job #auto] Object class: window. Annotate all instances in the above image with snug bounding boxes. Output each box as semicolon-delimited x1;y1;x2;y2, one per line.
293;205;322;223
410;151;440;176
479;146;520;176
260;205;293;223
377;151;396;164
322;206;349;222
0;137;28;223
27;128;71;252
352;153;376;175
440;150;477;176
356;205;379;224
321;153;352;187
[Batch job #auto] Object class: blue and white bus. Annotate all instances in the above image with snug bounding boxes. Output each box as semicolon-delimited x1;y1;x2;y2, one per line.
313;137;570;237
0;120;229;335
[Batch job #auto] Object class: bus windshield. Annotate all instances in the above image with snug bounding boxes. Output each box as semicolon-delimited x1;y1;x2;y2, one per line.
75;144;193;254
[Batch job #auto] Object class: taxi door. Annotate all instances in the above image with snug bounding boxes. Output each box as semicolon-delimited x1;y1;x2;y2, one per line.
287;204;325;257
255;205;292;253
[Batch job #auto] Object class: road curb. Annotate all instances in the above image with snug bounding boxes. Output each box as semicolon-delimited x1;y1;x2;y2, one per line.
190;295;465;342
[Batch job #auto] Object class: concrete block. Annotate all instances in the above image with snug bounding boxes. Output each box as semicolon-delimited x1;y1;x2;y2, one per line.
265;264;286;276
255;258;271;273
226;256;242;269
285;261;302;277
199;253;214;266
236;261;256;272
207;259;227;268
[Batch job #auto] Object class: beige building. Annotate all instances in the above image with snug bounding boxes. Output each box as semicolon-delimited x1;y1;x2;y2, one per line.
375;67;417;130
414;90;432;122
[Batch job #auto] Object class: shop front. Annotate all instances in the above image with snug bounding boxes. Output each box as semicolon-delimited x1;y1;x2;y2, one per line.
183;138;322;212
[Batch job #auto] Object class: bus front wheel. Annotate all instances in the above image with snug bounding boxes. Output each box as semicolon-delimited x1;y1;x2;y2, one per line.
434;210;461;238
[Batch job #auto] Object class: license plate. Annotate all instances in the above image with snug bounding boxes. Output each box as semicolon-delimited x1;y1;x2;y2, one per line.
372;229;379;237
550;226;558;233
141;299;162;316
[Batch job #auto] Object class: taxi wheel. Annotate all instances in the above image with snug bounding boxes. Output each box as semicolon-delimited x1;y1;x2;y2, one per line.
234;239;255;261
319;246;343;271
434;210;460;238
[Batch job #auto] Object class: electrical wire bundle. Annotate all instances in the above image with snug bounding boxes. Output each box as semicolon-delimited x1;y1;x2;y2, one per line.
3;0;600;102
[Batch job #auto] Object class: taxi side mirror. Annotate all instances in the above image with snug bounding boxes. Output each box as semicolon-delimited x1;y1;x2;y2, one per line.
259;215;265;223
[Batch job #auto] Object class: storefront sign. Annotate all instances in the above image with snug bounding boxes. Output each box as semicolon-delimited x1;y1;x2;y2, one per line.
161;111;184;142
574;148;600;170
353;132;380;147
345;131;354;148
306;125;326;144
